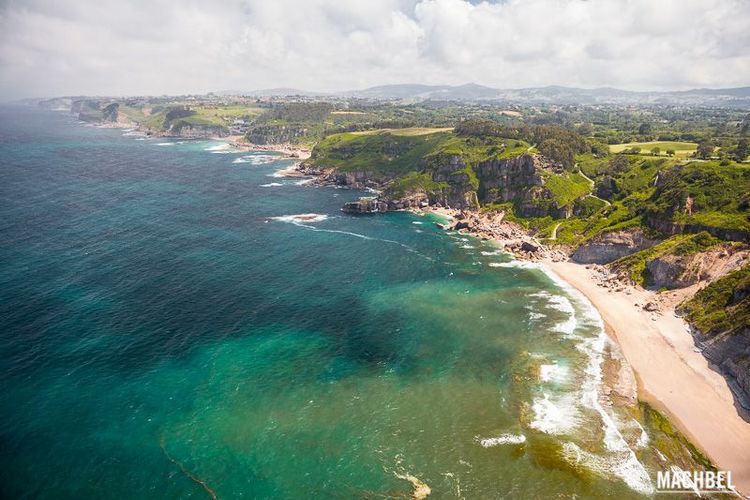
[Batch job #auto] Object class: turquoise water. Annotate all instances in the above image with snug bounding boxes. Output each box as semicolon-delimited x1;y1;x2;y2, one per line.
0;107;705;498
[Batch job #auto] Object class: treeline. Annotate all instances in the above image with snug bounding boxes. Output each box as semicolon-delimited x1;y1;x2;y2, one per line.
455;119;590;168
259;102;334;123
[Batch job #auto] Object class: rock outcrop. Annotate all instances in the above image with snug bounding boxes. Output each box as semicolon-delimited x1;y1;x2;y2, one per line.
342;193;430;214
571;228;659;264
302;152;584;217
694;328;750;416
647;244;750;289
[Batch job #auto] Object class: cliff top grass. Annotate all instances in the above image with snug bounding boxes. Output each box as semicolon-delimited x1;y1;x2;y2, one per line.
310;131;451;175
310;130;531;176
351;127;453;136
385;171;449;198
540;171;592;208
430;135;533;163
680;265;750;339
192;105;264;120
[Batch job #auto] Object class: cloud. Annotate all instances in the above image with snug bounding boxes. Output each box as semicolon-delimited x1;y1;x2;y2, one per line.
0;0;748;99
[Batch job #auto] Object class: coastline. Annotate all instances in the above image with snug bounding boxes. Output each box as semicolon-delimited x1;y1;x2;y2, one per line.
418;204;750;494
544;261;750;495
224;135;312;159
283;154;750;493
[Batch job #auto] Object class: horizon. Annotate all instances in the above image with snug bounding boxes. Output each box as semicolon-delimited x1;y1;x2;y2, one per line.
16;82;750;102
2;0;750;100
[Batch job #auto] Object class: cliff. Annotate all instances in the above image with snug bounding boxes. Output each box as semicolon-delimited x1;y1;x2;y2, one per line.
571;228;659;264
305;130;591;216
245;124;313;145
678;266;750;417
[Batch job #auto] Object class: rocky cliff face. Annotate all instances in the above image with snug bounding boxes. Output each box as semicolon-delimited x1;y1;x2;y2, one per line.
476;154;542;203
695;328;750;416
167;124;228;138
304;152;569;214
427;154;480;209
571;228;659;264
246;125;310;145
342;193;429;214
645;215;750;243
647;244;750;289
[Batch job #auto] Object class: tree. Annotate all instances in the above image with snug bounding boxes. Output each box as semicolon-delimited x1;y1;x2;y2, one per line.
638;123;652;135
539;139;575;169
631;146;642;155
651;147;660;156
666;149;676;157
734;138;748;161
696;141;713;159
610;154;629;173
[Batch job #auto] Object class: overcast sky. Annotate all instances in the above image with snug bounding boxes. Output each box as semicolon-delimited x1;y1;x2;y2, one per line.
1;0;749;99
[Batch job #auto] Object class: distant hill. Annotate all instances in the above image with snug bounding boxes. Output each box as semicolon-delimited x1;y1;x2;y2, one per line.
338;84;750;107
215;84;750;106
217;88;329;97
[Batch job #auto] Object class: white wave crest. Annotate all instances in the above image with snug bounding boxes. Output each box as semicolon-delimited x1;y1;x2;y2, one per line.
487;261;541;269
561;442;654;495
260;182;284;187
204;143;231;153
539;363;569;384
476;434;526;447
272;213;328;224
530;392;580;435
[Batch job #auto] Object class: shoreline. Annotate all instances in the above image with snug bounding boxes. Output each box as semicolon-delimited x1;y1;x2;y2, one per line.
224;135;312;159
415;204;750;494
544;261;750;495
289;161;750;493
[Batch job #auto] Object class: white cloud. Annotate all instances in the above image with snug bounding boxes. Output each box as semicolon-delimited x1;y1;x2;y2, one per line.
0;0;748;99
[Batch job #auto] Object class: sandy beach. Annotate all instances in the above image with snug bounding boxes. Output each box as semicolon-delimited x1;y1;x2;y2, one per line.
224;135;312;159
545;261;750;495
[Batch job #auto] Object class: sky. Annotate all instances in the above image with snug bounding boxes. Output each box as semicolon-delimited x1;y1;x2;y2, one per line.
1;0;749;99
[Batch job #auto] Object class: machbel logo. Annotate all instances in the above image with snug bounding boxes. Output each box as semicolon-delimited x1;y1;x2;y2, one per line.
656;469;738;496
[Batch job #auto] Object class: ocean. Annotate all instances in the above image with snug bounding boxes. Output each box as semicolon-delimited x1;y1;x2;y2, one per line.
0;106;708;498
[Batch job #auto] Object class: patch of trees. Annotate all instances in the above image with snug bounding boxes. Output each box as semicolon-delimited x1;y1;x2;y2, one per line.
262;102;334;123
454;119;588;168
165;106;195;121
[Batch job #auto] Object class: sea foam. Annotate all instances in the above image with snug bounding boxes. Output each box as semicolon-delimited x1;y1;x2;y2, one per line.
476;434;526;447
272;214;328;224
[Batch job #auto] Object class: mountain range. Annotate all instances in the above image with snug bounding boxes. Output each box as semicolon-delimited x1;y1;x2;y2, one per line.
224;84;750;107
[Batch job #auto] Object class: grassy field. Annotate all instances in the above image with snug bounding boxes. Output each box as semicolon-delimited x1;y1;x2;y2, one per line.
193;105;265;121
351;127;453;136
609;141;697;158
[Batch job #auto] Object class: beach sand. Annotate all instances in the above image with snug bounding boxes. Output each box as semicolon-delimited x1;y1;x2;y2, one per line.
545;261;750;495
224;135;311;159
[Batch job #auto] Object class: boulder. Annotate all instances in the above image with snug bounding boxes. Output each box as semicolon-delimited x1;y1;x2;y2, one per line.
521;241;540;253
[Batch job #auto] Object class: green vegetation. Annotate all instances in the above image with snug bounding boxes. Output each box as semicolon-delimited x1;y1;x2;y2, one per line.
610;141;697;158
351;127;453;136
680;265;750;338
642;161;750;236
612;232;722;286
540;171;591;208
311;131;451;176
69;95;750;254
385;172;449;198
